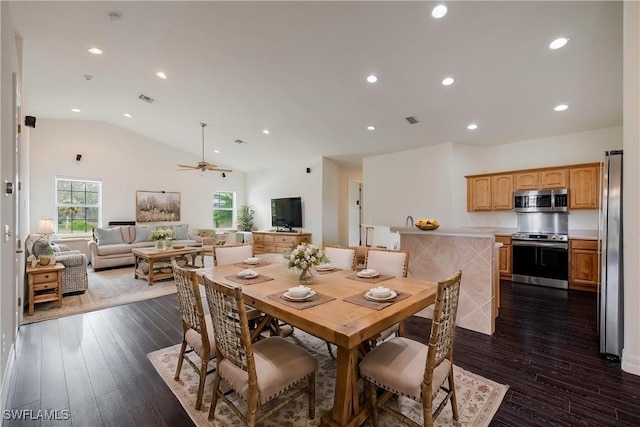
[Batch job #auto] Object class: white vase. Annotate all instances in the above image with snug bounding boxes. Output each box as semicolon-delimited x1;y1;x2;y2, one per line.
155;239;167;251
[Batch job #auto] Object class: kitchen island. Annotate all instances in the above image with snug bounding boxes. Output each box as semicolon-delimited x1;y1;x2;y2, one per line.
391;227;510;335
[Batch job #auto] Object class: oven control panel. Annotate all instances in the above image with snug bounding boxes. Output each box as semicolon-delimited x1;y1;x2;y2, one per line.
512;233;568;242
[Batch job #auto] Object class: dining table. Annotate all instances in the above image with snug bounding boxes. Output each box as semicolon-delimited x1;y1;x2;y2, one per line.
197;259;438;427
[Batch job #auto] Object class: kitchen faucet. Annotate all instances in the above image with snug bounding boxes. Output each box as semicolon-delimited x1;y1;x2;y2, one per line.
406;215;414;227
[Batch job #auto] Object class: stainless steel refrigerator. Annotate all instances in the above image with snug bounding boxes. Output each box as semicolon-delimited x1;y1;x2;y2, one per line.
599;150;624;360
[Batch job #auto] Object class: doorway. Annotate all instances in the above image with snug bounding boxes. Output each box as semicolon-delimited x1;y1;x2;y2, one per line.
347;180;362;247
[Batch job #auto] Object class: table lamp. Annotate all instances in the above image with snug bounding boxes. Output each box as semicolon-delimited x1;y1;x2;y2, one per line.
36;217;55;240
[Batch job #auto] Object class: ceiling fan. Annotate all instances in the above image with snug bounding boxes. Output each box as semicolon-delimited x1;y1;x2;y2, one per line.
177;122;232;173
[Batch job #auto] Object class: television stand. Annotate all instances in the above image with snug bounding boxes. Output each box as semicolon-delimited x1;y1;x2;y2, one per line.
253;231;311;254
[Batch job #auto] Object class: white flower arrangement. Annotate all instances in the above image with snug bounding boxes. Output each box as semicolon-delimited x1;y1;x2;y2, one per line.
284;243;328;271
149;229;176;241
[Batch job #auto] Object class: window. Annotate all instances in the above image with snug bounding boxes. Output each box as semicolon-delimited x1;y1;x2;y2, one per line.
56;177;101;235
213;191;235;228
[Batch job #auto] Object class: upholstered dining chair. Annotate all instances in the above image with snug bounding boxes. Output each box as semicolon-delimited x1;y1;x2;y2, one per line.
323;245;357;271
213;242;254;266
359;270;462;427
365;248;410;343
171;261;215;410
203;275;318;426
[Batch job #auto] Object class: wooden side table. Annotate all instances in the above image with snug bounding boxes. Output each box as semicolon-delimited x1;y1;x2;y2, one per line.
26;262;64;316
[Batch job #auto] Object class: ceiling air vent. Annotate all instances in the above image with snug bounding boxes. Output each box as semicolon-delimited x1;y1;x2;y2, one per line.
138;94;155;103
405;116;419;124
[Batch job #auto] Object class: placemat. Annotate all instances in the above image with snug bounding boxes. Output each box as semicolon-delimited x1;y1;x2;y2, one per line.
267;292;335;310
233;259;273;269
224;274;274;286
343;290;411;310
316;267;343;275
345;272;395;284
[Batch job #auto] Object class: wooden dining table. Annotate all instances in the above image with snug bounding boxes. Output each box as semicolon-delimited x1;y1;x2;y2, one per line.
198;260;437;427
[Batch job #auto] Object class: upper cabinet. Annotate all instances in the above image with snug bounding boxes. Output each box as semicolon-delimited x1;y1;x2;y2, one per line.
569;164;601;209
466;162;601;212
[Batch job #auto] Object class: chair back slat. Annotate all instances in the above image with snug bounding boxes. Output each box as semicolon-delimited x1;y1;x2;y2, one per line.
172;261;205;333
213;243;254;266
323;245;357;271
365;248;409;277
203;276;254;372
425;270;462;377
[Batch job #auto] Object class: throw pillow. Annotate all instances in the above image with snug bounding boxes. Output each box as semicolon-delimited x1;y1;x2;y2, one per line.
95;227;124;246
173;225;189;240
133;226;153;243
32;239;49;257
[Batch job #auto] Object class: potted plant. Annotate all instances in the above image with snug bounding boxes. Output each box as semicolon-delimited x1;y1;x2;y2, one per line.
38;245;55;266
237;205;255;232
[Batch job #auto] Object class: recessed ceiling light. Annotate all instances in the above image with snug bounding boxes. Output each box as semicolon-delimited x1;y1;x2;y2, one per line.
214;149;220;154
156;71;168;80
366;74;378;83
367;125;376;131
123;113;132;118
467;123;478;130
441;77;455;86
432;4;448;19
262;129;270;135
554;104;569;111
71;108;81;113
549;38;569;50
87;47;103;55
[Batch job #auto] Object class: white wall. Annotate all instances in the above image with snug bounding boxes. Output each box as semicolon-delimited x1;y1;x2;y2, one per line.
321;158;340;245
622;1;639;375
29;119;247;233
363;126;622;231
247;157;323;244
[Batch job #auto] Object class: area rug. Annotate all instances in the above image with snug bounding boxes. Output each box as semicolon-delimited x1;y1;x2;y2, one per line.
148;331;508;427
22;266;177;324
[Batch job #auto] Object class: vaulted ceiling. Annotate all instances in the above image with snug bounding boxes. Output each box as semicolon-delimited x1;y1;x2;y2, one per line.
9;1;622;172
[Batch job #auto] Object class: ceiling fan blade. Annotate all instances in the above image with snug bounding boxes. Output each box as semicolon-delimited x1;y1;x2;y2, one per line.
177;164;199;169
204;165;233;172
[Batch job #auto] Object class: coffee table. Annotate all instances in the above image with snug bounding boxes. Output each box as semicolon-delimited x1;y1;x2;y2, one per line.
132;247;203;285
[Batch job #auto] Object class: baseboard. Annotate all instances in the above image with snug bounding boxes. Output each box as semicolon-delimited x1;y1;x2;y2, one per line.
1;343;16;423
622;348;640;376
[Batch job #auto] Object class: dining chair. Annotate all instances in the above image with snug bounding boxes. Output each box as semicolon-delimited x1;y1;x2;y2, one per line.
323;245;357;271
365;248;410;343
213;242;254;266
359;270;462;427
171;261;216;410
203;275;318;426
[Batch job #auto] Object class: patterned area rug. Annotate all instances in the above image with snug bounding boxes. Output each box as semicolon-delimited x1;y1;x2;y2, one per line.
148;331;508;427
22;266;177;324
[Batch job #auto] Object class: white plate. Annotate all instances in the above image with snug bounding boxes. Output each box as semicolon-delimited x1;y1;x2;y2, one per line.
244;259;261;265
316;264;334;271
364;290;397;302
357;270;379;278
283;290;317;301
237;271;258;279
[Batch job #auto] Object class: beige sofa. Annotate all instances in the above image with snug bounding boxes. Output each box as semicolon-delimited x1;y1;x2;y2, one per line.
88;224;200;270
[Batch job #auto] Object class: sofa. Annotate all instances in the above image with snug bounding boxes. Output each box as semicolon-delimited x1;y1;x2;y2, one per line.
26;235;89;294
88;224;201;270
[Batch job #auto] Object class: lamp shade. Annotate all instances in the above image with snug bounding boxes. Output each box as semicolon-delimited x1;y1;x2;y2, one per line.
36;217;55;235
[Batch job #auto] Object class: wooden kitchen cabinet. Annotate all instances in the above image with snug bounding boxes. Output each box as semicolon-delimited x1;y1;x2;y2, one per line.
569;239;599;291
495;235;512;278
253;231;311;254
515;171;540;190
492;174;514;210
569;164;601;209
467;176;492;211
515;168;568;190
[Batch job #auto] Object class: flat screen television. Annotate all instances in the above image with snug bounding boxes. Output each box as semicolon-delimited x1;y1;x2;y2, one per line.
271;197;303;229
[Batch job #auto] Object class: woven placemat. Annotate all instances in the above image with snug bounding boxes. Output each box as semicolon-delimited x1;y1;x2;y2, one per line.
345;273;395;284
224;274;274;286
267;291;336;310
316;267;343;275
233;259;273;269
343;291;411;310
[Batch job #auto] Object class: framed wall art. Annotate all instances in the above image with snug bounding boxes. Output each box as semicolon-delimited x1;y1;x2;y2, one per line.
136;191;181;222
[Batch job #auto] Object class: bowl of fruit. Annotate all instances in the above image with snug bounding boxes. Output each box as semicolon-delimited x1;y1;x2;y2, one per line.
415;219;440;230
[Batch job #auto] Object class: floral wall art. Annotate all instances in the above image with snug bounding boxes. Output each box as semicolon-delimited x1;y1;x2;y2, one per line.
136;191;181;222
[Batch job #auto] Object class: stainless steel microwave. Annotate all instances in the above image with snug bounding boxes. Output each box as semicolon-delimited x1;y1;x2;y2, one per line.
513;188;568;212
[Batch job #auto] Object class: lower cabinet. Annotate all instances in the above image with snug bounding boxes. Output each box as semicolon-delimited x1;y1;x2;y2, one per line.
253;231;311;254
569;239;600;291
495;235;512;278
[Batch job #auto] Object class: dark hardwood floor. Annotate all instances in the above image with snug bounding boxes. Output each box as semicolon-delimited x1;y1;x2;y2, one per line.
5;280;640;426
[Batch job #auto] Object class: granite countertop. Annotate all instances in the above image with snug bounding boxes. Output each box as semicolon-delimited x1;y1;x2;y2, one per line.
569;229;598;240
390;226;516;238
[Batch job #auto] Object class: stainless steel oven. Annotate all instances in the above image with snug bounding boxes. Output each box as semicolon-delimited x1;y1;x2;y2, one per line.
511;212;569;289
